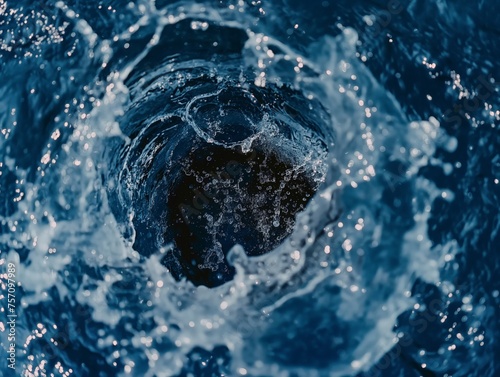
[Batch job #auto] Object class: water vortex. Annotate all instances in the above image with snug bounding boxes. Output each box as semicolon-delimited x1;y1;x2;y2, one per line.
0;1;498;376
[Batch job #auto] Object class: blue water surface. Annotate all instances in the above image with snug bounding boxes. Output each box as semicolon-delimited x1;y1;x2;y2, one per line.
0;1;499;376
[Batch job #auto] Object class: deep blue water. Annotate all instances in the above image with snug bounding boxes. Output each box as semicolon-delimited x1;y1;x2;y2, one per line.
0;1;499;376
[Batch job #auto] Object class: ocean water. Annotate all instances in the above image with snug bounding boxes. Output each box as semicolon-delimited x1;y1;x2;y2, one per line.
0;1;499;376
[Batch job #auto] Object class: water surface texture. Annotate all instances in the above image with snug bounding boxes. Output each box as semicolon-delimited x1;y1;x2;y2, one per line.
0;1;499;376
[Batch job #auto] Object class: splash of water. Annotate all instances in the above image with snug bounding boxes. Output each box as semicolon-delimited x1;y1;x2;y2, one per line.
1;1;497;377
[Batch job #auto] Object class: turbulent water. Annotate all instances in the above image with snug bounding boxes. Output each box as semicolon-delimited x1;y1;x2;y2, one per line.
0;1;499;376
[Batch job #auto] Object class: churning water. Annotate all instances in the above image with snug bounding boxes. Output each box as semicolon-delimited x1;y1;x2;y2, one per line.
0;1;499;376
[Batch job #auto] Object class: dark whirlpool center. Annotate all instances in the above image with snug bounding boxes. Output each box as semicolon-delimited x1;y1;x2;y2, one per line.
163;142;317;287
113;81;332;288
109;24;333;288
111;74;333;288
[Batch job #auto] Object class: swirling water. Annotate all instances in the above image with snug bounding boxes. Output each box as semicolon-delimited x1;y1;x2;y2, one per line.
0;1;499;376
